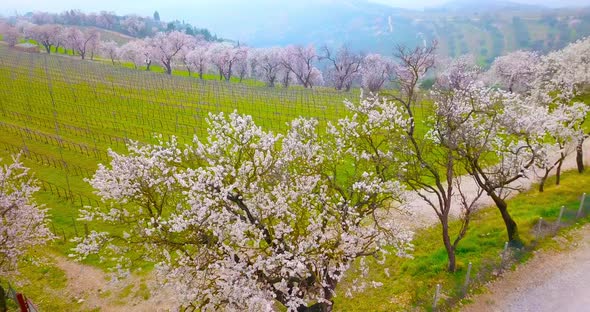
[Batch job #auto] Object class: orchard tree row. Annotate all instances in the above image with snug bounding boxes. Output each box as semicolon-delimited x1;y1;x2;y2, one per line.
1;22;383;91
3;20;590;96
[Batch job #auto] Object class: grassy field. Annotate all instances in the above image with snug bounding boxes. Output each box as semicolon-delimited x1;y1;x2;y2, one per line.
0;45;363;309
0;45;361;260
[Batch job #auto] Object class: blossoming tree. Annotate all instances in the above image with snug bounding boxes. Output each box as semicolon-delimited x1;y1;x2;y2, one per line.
532;38;590;173
320;45;363;91
253;48;283;87
280;45;323;88
100;40;120;65
360;54;393;93
149;31;196;75
119;40;151;70
74;112;411;312
488;50;539;93
0;156;53;307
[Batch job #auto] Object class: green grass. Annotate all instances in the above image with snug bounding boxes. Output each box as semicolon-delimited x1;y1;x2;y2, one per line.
0;44;358;269
334;170;590;311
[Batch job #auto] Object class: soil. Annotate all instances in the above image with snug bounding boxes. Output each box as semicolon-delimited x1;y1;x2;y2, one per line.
53;256;177;311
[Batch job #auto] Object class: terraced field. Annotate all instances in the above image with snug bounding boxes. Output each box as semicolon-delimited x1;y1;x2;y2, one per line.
0;46;357;255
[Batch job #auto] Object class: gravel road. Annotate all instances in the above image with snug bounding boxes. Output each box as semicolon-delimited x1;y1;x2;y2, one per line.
462;224;590;312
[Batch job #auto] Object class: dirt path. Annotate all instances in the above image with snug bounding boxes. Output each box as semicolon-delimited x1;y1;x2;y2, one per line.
53;256;177;311
462;224;590;311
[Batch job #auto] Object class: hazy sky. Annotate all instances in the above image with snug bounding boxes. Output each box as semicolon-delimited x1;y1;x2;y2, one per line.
2;0;589;15
372;0;588;8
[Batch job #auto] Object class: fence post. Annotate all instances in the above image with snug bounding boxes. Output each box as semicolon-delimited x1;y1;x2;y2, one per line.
432;283;441;311
71;217;78;237
577;193;586;218
557;206;565;226
462;262;472;296
15;293;28;312
536;217;543;239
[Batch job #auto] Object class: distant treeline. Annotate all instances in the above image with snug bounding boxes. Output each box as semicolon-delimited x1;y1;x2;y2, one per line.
9;10;221;42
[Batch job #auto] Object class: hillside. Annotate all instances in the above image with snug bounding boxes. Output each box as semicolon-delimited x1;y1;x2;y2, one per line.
8;1;590;64
178;0;590;64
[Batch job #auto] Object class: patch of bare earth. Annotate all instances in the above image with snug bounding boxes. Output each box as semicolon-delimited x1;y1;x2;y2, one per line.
53;256;178;311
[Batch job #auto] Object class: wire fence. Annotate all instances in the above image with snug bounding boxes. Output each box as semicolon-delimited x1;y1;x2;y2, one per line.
0;45;368;250
431;192;590;311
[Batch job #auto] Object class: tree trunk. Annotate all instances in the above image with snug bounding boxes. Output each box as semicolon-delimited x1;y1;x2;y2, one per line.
441;221;456;272
44;44;51;54
539;169;550;193
296;287;335;312
577;137;585;173
297;302;332;312
539;175;547;193
490;192;521;245
0;285;6;312
556;155;564;186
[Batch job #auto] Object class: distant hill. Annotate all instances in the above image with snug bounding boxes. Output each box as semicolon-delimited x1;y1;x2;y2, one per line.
178;0;590;64
12;1;590;64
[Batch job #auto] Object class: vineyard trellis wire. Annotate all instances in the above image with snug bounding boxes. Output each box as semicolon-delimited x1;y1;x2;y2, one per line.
0;45;362;250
